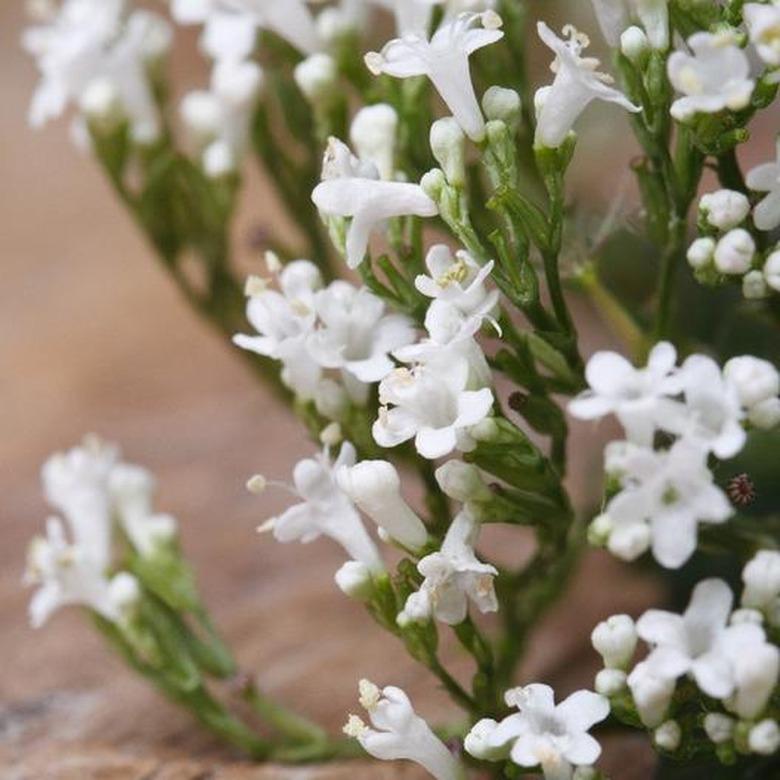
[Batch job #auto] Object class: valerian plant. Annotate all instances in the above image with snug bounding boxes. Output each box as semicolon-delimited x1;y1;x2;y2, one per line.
21;0;780;777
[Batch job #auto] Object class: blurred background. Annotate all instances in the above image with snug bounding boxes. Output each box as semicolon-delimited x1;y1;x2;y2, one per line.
3;2;776;778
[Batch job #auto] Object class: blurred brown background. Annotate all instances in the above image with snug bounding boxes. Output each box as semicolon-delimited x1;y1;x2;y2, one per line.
0;2;674;778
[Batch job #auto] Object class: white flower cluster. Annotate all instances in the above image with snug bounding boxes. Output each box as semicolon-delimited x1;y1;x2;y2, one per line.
591;555;780;757
24;0;171;144
571;343;780;568
25;436;177;628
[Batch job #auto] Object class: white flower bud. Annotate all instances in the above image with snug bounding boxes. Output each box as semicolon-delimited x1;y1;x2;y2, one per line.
764;250;780;291
714;229;755;275
213;60;263;108
700;189;751;231
337;461;428;550
743;550;780;611
587;513;614;546
731;643;779;719
80;77;122;125
628;662;675;727
592;614;638;669
687;237;716;269
203;140;235;178
350;104;398;181
320;422;343;447
654;720;682;752
748;719;779;755
608;523;651;561
730;608;764;626
294;53;338;105
620;26;650;64
573;769;597;780
420;168;447;201
140;14;173;62
464;718;508;762
430;117;467;187
704;713;735;744
435;461;491;503
314;378;349;421
335;560;374;601
749;397;780;429
481;86;522;126
595;668;627;696
180;91;222;145
724;356;779;409
743;270;769;299
108;572;141;612
469;417;500;442
246;474;267;494
398;590;431;624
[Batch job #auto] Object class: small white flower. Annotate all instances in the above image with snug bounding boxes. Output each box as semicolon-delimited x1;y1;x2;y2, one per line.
591;614;638;669
713;229;755;275
344;681;462;780
667;32;754;122
535;22;639;149
171;0;321;60
699;189;751;231
747;139;780;231
568;342;683;447
636;579;771;701
312;137;438;269
723;356;779;410
398;509;497;625
483;684;609;779
350;104;399;181
604;439;732;569
703;713;735;745
626;661;676;727
337;459;428;550
742;550;780;614
25;517;139;628
748;719;780;756
233;260;324;399
307;281;416;402
257;442;383;571
687;237;716;269
744;3;780;70
373;360;494;459
365;11;505;141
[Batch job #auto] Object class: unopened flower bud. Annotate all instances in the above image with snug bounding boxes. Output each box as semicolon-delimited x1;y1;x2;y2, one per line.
591;614;638;669
730;608;763;626
350;104;398;180
335;560;374;601
109;572;141;612
700;189;751;231
80;77;123;127
420;168;447;201
246;474;267;494
587;513;613;546
608;523;651;561
295;53;339;105
704;713;734;744
748;719;779;755
714;229;755;275
654;720;682;752
628;662;675;727
742;550;780;611
725;356;779;409
620;26;650;64
314;378;349;421
749;397;780;429
435;461;491;503
213;60;264;108
337;461;428;550
464;718;509;762
743;270;768;299
763;250;780;291
482;86;521;126
731;643;779;718
180;91;222;145
203;140;235;178
320;422;343;447
687;237;716;269
429;118;466;188
595;668;627;696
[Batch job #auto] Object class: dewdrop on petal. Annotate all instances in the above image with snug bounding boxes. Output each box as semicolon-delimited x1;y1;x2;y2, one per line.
714;229;755;275
687;237;715;270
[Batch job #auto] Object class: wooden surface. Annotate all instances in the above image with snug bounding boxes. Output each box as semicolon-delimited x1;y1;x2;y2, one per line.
0;4;661;777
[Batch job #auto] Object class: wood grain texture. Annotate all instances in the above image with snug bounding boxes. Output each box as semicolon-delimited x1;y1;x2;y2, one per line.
0;4;658;777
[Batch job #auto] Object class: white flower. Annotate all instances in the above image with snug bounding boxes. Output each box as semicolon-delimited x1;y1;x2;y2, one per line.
535;22;639;149
181;57;263;171
699;189;751;231
233;261;323;398
744;3;780;70
171;0;320;60
675;354;746;458
257;442;383;571
748;719;780;755
306;282;415;402
635;579;771;701
482;684;609;779
25;517;139;628
399;509;497;625
713;229;755;275
747;139;780;231
336;460;428;550
568;342;683;447
591;614;638;670
603;438;732;568
626;661;675;727
591;0;669;50
723;356;779;410
350;104;399;181
365;11;505;141
312;137;438;269
742;550;780;614
667;32;754;122
373;360;494;459
344;680;462;780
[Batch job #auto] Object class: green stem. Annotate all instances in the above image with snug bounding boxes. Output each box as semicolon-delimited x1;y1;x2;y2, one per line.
653;216;687;341
243;681;329;746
